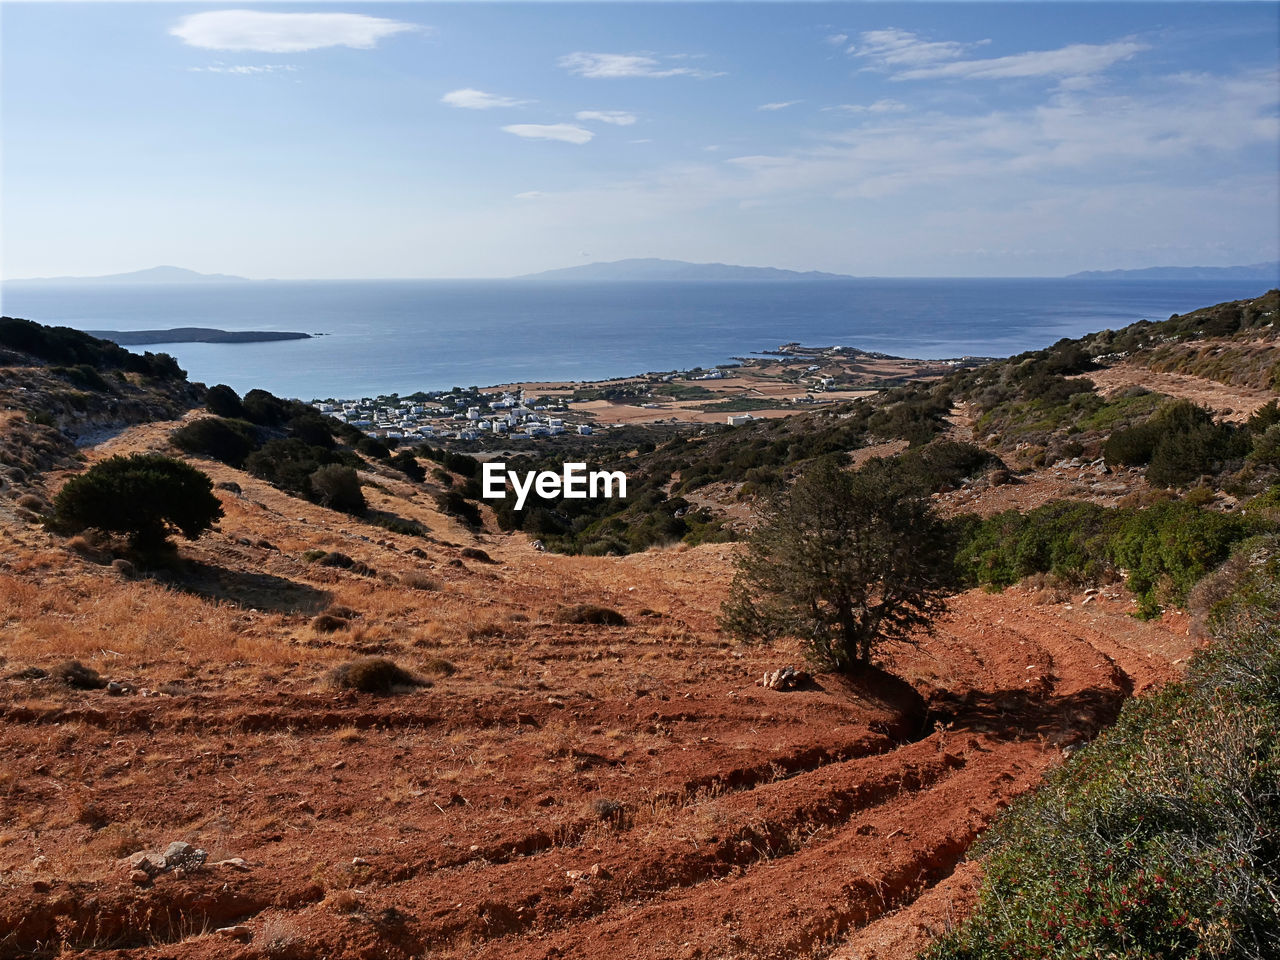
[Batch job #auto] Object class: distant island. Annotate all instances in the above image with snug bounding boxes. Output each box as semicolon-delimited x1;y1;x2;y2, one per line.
85;327;310;345
1066;261;1280;281
517;258;857;283
7;265;248;284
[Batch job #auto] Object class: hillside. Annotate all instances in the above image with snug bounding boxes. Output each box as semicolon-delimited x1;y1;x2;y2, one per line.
518;258;856;282
0;298;1276;958
6;266;247;284
1067;261;1279;281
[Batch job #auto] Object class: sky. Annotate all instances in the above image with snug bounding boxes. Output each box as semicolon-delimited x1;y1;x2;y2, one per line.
2;2;1278;279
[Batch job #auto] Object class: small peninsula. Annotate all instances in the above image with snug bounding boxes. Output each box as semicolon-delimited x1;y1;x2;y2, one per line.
86;327;311;345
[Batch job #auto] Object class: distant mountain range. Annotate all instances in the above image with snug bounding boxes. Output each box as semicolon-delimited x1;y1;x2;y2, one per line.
8;259;1278;285
1066;262;1280;281
7;265;247;284
517;258;856;282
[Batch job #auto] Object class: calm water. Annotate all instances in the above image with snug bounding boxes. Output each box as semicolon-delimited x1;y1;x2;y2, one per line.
0;278;1270;399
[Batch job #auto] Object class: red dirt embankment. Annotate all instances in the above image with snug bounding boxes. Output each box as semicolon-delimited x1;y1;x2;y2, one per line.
0;419;1194;959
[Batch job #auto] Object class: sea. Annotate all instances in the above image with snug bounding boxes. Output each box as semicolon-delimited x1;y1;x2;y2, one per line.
0;278;1271;400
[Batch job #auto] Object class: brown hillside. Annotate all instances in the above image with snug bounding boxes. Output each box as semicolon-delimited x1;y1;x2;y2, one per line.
0;405;1197;960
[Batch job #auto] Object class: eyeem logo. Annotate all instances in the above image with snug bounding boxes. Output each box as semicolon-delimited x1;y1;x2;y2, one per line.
482;462;627;511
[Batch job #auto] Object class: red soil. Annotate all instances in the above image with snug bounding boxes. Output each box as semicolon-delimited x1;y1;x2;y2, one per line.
0;418;1196;960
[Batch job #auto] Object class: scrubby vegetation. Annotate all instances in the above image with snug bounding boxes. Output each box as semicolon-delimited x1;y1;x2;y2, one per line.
955;493;1270;618
555;604;628;627
721;456;956;670
328;657;425;694
168;384;372;515
927;538;1280;960
0;316;185;380
48;453;223;549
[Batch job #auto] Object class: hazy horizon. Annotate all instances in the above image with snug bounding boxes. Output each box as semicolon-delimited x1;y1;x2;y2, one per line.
3;2;1278;281
6;257;1280;285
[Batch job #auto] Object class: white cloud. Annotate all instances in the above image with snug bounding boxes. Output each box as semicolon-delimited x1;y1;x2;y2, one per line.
845;28;1145;83
898;41;1147;81
558;52;720;79
849;28;976;67
824;99;908;114
502;124;594;145
171;10;418;53
825;34;849;47
508;67;1279;240
188;63;297;75
441;88;529;110
576;110;637;126
758;100;802;111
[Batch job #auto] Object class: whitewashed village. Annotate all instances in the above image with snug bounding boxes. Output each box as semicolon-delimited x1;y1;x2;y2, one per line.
309;388;593;443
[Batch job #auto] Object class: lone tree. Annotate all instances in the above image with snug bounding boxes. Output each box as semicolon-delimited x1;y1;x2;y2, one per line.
50;453;223;549
720;456;954;672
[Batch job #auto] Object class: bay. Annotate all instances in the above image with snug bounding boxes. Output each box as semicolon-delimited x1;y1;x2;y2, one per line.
1;278;1269;400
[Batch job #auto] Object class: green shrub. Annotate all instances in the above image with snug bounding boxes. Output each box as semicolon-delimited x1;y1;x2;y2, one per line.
328;657;425;694
241;388;289;426
205;383;245;419
556;604;628;626
309;464;365;515
52;364;111;392
390;450;425;482
49;453;223;548
927;543;1280;960
171;417;258;468
1108;501;1254;617
436;490;481;526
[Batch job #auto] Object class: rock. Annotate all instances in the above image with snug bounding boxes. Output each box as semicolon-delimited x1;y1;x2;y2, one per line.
759;666;809;691
31;879;51;893
589;863;610;879
213;857;250;871
215;925;253;941
106;681;126;696
351;857;368;866
331;760;346;770
125;851;167;874
215;481;242;494
110;558;135;577
530;540;545;551
162;841;207;869
130;870;151;886
565;869;585;881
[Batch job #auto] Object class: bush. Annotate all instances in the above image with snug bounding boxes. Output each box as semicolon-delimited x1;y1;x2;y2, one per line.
556;604;628;626
390;451;426;482
171;417;258;468
311;613;350;633
309;464;365;515
49;453;223;548
328;657;425;694
205;384;245;419
241;388;289;426
52;660;106;690
436;490;482;526
52;364;111;392
927;542;1280;960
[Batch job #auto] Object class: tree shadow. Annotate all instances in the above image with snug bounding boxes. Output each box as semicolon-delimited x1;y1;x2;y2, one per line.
928;683;1128;744
155;559;332;614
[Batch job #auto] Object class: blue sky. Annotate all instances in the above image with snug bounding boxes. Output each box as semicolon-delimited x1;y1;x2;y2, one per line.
2;2;1277;278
